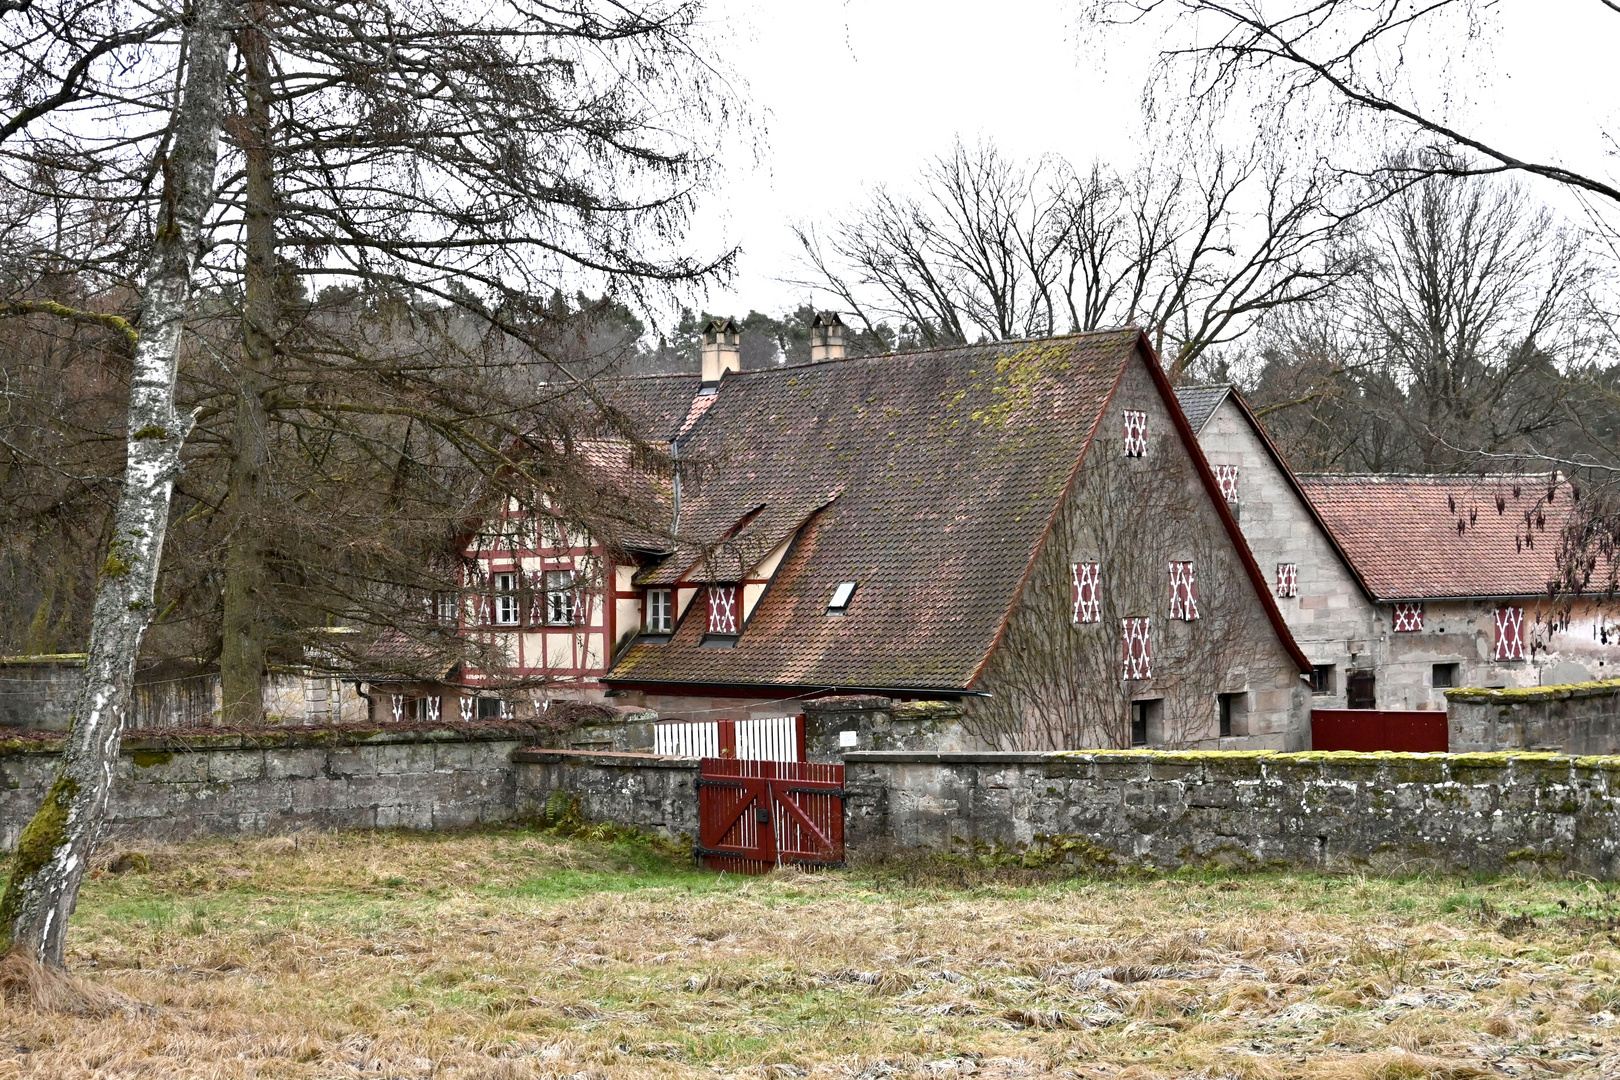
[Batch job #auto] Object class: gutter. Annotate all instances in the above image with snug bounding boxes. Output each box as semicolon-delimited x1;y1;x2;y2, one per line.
600;677;993;699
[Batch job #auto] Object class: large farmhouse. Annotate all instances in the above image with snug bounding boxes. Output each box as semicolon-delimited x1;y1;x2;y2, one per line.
1178;384;1618;711
378;322;1315;749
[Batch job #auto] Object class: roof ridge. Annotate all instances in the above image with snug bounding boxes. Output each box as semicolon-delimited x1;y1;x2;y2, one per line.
714;325;1144;379
1299;471;1562;482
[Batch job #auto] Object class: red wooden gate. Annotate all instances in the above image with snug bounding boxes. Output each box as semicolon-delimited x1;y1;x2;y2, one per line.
1310;709;1449;752
696;758;844;873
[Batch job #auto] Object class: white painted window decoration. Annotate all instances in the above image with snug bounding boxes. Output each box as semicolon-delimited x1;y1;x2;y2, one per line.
707;584;739;635
646;588;672;633
827;581;858;615
1495;606;1526;660
1168;561;1200;621
390;694;404;722
1072;562;1101;624
1215;465;1240;502
1393;603;1424;633
1123;410;1148;457
493;572;521;626
545;569;577;625
1276;563;1298;598
459;695;475;722
1122;617;1153;680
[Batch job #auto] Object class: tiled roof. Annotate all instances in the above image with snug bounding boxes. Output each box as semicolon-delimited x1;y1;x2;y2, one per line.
1173;385;1230;433
598;373;704;440
606;331;1143;691
1297;473;1575;600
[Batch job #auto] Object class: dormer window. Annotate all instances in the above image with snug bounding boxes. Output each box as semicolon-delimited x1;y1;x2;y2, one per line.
645;588;672;634
826;581;858;615
707;584;738;635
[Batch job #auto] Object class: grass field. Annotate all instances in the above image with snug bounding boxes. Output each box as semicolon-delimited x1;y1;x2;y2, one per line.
3;827;1620;1079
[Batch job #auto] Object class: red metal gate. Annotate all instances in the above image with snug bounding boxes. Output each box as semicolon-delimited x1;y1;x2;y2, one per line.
1311;709;1449;752
696;758;844;873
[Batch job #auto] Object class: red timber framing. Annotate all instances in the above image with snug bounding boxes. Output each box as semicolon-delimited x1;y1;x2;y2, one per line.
696;758;845;873
461;502;629;691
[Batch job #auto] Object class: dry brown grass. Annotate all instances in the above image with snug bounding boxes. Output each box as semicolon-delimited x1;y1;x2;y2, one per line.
1;828;1618;1078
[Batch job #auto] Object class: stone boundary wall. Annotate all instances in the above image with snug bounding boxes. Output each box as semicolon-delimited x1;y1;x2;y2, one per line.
511;749;700;840
843;749;1620;877
0;724;543;851
1448;680;1620;755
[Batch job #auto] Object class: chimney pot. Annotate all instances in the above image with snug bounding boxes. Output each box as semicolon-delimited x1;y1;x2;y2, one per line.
700;317;741;383
810;312;846;363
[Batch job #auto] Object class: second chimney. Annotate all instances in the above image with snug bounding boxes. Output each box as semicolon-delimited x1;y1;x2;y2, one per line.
700;317;741;384
810;312;846;363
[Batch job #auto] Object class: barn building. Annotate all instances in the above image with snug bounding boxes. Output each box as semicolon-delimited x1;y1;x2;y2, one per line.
372;322;1316;749
1177;384;1618;711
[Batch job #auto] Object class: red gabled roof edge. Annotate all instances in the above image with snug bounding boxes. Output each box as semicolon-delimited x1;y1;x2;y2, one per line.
1142;334;1313;674
1220;388;1380;606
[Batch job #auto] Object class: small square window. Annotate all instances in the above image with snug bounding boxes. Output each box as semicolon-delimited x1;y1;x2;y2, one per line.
1432;662;1460;689
645;588;672;634
827;581;858;614
1130;699;1159;746
1218;692;1246;738
1309;664;1334;695
476;696;503;720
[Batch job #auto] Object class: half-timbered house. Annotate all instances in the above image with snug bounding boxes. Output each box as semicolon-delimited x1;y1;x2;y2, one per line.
370;322;1316;749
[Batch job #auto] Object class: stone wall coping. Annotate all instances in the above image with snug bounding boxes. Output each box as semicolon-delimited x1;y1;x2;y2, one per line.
0;653;87;667
1447;679;1620;704
0;722;544;758
843;748;1620;768
510;748;700;768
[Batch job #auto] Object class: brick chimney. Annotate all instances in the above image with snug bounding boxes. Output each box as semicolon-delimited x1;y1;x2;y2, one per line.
700;317;741;384
810;312;846;363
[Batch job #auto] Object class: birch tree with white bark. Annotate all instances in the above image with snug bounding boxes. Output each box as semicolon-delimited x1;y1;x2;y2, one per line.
0;0;230;967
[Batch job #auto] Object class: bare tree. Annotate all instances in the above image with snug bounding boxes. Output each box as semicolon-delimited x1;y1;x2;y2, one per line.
1248;168;1601;473
1087;0;1620;208
0;0;229;968
794;138;1347;378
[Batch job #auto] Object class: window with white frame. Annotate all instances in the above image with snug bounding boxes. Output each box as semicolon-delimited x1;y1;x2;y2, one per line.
826;581;858;615
645;588;672;633
545;569;577;625
434;592;459;625
493;572;520;625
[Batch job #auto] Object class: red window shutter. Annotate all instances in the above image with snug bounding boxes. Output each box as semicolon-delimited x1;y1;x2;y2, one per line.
1123;410;1147;457
1122;617;1153;680
1393;603;1424;633
1072;562;1101;624
1168;561;1199;621
707;585;738;635
1276;562;1298;598
1494;606;1525;660
1215;465;1240;502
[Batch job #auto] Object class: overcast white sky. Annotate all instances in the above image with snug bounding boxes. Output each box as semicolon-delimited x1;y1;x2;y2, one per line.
686;0;1619;321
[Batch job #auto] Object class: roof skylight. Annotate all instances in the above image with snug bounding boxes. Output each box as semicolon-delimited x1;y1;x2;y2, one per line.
827;581;858;614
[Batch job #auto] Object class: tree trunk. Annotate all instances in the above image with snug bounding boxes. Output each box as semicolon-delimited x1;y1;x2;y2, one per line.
219;7;276;727
0;0;230;966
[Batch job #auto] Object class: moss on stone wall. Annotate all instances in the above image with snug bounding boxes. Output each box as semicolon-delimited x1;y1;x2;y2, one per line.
1447;679;1620;704
0;772;78;952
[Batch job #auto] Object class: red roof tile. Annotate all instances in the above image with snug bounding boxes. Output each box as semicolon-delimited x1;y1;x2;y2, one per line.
606;331;1146;691
1297;473;1574;600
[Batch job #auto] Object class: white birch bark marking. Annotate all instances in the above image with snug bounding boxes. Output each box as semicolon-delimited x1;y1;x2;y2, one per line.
0;0;230;965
